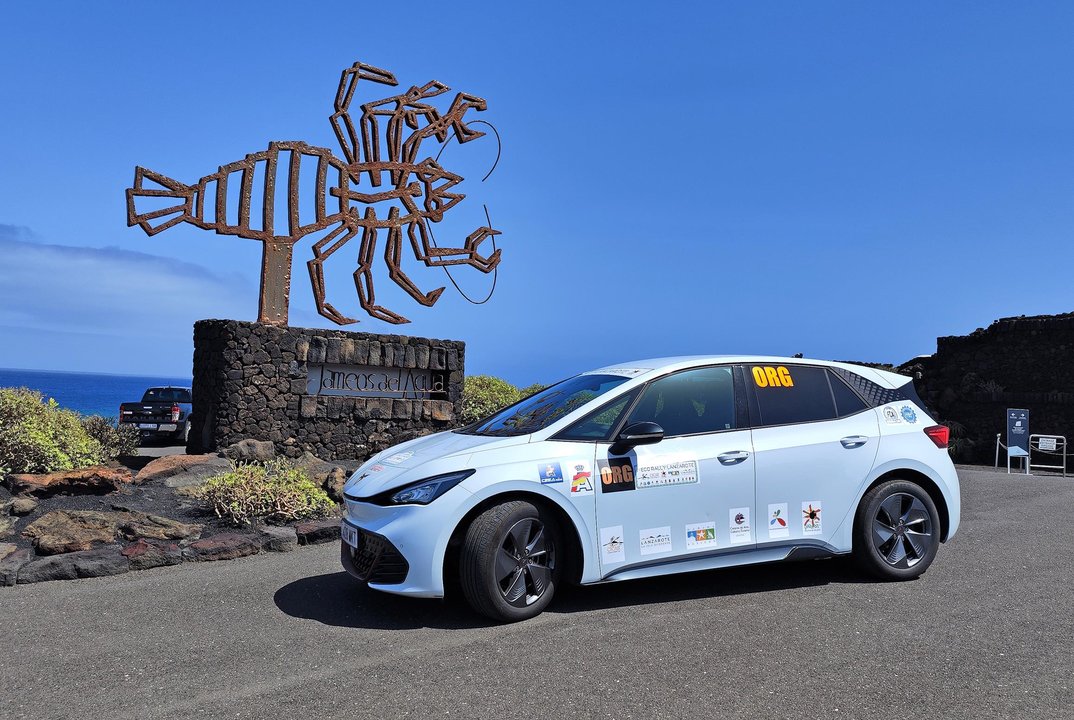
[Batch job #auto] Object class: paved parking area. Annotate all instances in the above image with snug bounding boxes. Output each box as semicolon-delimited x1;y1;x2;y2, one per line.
1;466;1071;719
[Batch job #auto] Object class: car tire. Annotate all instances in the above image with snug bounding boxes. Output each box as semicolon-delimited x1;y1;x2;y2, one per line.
459;500;561;622
853;479;941;581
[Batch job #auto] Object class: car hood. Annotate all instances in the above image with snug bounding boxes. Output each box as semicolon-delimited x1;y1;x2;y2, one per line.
343;430;531;498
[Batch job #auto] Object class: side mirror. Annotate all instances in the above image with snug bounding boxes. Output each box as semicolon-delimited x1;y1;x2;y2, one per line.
610;421;664;455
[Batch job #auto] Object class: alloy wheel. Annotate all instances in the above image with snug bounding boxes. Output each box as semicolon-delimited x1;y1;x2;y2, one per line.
496;517;555;607
872;492;934;569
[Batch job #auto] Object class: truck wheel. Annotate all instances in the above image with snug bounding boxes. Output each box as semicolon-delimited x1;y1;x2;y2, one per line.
853;479;941;580
459;500;561;622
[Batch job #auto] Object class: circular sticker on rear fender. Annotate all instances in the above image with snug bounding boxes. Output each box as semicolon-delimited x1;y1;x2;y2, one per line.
900;406;917;424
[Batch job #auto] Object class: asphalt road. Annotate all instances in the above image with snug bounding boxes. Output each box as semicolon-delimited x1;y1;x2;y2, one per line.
2;466;1071;720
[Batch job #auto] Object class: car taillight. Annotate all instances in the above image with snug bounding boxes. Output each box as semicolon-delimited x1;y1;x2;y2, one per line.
924;425;949;448
170;404;181;422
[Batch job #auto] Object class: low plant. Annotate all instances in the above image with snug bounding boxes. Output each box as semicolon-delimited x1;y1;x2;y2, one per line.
80;415;140;460
0;387;104;475
461;375;523;424
198;459;335;526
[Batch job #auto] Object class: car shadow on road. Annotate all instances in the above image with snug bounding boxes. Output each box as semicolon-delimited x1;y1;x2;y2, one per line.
274;556;876;630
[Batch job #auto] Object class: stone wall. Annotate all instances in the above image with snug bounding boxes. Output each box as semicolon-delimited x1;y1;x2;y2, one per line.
902;313;1074;463
188;320;464;461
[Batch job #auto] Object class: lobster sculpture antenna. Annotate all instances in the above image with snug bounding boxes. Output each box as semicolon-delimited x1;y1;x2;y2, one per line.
126;60;502;326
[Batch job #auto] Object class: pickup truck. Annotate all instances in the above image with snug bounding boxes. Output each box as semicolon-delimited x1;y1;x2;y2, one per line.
119;387;193;444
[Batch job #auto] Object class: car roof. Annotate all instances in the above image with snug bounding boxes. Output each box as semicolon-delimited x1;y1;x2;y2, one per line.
590;355;909;388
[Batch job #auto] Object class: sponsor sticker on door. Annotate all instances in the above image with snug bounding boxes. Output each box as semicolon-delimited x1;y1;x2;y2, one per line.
635;456;699;489
598;458;636;493
600;526;626;564
729;507;752;544
639;526;673;556
537;462;564;484
802;501;823;535
685;522;718;550
767;503;790;539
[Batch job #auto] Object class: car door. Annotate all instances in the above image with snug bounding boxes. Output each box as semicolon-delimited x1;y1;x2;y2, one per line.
746;364;880;550
592;365;756;575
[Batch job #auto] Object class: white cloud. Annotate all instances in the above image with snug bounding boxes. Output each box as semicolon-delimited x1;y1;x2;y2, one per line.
0;225;255;375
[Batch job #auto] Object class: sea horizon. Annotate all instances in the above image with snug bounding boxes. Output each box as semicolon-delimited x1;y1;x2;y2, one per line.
0;367;192;418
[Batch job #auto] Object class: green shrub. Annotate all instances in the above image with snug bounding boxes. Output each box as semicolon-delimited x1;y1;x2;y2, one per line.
461;375;522;424
0;387;104;475
199;459;335;526
80;415;140;460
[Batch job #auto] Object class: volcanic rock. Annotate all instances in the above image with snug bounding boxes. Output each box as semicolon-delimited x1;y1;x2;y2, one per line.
122;539;183;571
9;497;39;515
295;518;341;545
136;454;231;488
222;439;276;463
184;533;261;561
0;547;31;586
17;544;129;584
23;510;202;555
259;525;298;553
5;466;134;497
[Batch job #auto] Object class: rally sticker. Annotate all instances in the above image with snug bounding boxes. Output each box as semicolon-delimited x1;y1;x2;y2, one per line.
802;501;823;535
538;462;564;484
600;526;626;564
383;451;413;465
636;457;699;489
751;366;794;388
729;507;752;544
598;457;636;493
639;526;673;556
883;407;901;424
569;461;594;495
767;503;790;539
685;522;718;551
900;406;918;424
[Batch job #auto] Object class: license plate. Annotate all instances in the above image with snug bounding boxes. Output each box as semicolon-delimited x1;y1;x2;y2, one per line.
158;424;177;432
138;423;157;430
341;522;359;548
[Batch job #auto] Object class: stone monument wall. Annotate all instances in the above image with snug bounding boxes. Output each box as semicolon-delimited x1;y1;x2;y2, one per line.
188;320;464;461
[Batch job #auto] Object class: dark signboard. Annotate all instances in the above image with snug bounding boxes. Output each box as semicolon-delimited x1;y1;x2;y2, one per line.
1007;408;1030;454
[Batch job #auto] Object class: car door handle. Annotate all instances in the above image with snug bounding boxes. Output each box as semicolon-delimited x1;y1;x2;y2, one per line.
717;451;750;464
840;435;869;448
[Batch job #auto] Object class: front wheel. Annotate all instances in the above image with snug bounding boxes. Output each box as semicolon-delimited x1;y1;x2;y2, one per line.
459;500;561;622
853;479;941;580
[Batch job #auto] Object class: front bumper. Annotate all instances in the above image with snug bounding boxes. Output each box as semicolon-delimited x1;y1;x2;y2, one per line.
340;486;471;598
340;524;409;585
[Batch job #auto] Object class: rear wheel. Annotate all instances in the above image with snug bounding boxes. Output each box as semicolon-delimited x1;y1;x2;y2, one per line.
853;479;941;580
459;500;561;622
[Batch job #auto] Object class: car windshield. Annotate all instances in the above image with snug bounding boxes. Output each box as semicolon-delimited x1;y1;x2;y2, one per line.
463;374;630;437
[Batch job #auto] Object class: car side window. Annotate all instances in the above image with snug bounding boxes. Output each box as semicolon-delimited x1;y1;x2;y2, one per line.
827;370;867;417
625;366;736;437
749;364;837;426
556;390;638;441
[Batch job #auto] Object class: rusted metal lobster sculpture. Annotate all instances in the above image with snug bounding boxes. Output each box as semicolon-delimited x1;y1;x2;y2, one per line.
126;60;501;325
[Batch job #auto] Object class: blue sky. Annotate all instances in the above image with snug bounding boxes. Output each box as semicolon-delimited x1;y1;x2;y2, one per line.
1;1;1072;384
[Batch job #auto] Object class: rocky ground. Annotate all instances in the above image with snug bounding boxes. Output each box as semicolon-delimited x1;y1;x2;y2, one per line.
0;439;360;586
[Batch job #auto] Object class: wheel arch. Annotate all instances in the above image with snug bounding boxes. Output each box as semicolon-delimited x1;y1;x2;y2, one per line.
860;467;951;542
443;488;588;594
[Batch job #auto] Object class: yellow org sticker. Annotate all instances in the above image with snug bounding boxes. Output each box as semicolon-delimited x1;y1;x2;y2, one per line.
752;366;794;388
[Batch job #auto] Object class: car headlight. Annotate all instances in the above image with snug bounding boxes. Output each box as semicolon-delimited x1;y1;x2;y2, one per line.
378;470;475;506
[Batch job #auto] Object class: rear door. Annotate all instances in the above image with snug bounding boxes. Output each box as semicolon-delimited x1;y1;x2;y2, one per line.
746;364;880;550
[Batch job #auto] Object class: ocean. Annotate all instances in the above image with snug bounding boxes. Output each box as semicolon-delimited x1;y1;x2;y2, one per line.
0;368;192;419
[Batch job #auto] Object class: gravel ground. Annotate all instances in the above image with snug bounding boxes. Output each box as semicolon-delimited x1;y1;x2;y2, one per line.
1;465;1071;720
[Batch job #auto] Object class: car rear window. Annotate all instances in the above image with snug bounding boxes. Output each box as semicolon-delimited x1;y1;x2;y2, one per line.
827;370;868;417
143;388;192;403
748;364;836;426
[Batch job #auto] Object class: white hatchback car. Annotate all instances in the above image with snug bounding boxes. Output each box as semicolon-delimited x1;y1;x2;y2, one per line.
340;356;960;621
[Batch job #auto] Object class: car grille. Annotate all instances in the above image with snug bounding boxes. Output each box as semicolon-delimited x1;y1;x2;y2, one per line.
341;528;409;585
